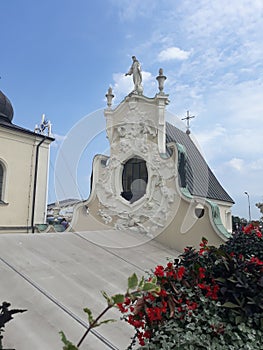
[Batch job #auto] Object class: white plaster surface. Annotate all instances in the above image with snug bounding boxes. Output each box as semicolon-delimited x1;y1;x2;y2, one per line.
0;231;179;349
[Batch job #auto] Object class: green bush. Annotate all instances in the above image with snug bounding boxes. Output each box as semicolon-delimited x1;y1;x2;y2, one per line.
116;226;263;349
61;224;263;349
221;222;263;260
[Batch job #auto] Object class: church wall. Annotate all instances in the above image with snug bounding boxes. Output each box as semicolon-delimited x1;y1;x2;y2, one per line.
0;127;52;232
212;199;232;232
155;196;228;252
34;143;51;225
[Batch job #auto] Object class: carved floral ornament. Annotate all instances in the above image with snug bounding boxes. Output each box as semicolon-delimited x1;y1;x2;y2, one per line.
95;135;178;235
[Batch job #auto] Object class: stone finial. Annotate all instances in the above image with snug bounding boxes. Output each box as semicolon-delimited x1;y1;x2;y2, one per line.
156;68;167;94
105;87;114;108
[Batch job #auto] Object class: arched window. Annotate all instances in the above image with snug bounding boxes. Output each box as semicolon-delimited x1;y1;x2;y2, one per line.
0;162;4;201
121;157;148;203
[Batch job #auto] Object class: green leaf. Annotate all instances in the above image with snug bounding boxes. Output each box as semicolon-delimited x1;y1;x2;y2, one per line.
60;331;79;350
215;277;225;283
221;302;240;309
101;290;112;305
83;307;94;325
96;319;116;327
235;315;242;324
151;276;157;284
142;282;161;292
128;273;138;290
112;294;125;305
138;276;145;288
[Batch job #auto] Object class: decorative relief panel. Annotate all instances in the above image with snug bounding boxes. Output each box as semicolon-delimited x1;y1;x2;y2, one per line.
95;117;177;235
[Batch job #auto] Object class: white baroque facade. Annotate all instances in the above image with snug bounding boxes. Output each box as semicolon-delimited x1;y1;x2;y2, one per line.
70;69;234;251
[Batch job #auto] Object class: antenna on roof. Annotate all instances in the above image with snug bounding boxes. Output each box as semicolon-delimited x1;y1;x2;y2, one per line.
182;110;195;135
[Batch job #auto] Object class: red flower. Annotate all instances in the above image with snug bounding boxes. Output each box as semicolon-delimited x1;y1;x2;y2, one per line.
187;301;198;310
256;230;262;238
198;248;206;255
154;265;165;277
197;283;206;289
177;266;185;280
146;306;163;322
117;303;127;313
127;315;145;328
144;330;151;339
137;332;145;346
124;297;131;305
198;267;206;279
166;262;173;269
243;223;254;234
146;293;156;302
158;289;167;297
250;256;263;265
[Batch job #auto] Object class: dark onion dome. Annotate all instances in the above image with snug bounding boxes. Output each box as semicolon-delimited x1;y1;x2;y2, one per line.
0;90;14;123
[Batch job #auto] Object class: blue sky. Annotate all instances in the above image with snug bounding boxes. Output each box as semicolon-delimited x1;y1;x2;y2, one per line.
1;0;263;220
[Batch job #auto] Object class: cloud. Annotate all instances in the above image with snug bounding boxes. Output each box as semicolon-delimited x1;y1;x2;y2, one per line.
111;0;156;21
181;0;263;41
193;125;227;160
226;158;245;172
250;158;263;171
111;70;154;102
158;47;191;61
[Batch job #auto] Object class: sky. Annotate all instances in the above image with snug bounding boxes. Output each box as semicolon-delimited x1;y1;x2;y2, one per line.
1;0;263;220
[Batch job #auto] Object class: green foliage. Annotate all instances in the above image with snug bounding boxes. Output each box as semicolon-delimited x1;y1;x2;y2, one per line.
221;223;263;260
83;307;94;325
139;318;263;349
119;229;263;349
181;245;263;328
128;273;139;290
112;294;125;305
60;331;79;350
60;272;160;348
60;225;263;349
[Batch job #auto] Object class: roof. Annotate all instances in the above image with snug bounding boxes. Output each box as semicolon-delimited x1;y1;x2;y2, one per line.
166;122;234;203
0;90;54;141
0;230;179;349
0;118;54;141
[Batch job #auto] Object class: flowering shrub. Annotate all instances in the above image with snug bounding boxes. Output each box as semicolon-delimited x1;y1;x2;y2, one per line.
222;221;263;260
61;224;263;349
116;228;263;349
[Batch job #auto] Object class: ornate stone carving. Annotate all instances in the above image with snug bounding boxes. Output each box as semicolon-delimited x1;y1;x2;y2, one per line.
94;92;177;235
94;138;177;235
98;209;112;224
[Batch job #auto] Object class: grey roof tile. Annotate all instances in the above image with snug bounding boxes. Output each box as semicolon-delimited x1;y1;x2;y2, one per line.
166;122;234;203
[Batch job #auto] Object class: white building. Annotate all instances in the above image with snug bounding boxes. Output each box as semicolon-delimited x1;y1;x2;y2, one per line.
0;90;54;233
70;66;234;252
